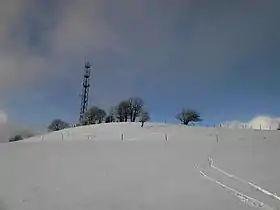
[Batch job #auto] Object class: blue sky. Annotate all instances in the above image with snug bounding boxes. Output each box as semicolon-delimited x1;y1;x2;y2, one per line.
0;0;279;130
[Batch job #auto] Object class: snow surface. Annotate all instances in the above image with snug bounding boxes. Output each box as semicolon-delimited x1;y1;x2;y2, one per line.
1;122;280;210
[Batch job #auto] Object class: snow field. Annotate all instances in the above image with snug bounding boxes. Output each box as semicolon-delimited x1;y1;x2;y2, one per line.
1;122;280;210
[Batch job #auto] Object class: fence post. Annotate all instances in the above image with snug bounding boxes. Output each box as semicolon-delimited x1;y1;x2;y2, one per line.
121;133;124;141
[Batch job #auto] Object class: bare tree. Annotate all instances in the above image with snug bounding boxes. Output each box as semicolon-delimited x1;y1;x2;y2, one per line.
9;135;23;142
177;109;202;125
105;107;116;123
48;119;70;131
82;106;107;125
139;111;150;127
116;101;130;122
128;97;144;122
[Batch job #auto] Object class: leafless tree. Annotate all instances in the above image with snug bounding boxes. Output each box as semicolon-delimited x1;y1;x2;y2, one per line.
82;106;106;125
139;111;150;127
128;97;144;122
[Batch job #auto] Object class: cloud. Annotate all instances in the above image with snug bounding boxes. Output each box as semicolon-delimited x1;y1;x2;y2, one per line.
0;110;10;142
247;116;280;130
0;110;37;142
0;0;49;90
220;115;280;130
0;0;279;106
0;110;8;124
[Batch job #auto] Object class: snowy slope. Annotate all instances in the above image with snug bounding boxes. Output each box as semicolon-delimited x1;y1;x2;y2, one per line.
1;122;280;210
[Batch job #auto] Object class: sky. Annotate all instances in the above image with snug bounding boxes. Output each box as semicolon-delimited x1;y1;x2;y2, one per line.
0;0;279;130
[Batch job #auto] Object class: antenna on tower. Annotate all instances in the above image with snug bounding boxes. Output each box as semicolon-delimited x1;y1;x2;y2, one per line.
79;61;91;123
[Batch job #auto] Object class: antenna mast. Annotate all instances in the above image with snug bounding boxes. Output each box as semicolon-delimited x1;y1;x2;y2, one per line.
79;61;91;123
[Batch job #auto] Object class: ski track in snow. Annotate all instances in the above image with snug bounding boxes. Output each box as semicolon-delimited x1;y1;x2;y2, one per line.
199;169;274;210
208;157;280;202
196;135;278;210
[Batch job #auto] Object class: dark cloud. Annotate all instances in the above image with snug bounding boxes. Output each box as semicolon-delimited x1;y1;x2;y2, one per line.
0;0;279;107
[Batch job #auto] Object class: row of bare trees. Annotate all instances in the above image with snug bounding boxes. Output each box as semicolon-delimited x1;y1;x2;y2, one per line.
48;97;202;132
48;97;150;131
81;97;149;125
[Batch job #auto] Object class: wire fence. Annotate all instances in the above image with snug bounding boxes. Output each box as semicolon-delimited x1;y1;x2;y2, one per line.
212;123;277;131
25;129;171;143
23;122;280;143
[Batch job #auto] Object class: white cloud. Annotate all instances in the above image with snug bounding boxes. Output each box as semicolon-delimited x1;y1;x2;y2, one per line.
0;110;38;142
0;110;9;142
0;110;8;124
220;115;280;130
247;116;280;130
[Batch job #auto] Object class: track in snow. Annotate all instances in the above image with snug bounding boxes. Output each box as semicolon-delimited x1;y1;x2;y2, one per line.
199;169;274;210
208;157;280;202
196;134;279;210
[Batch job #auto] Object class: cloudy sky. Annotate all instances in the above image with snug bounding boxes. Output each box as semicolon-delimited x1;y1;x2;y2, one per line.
0;0;279;129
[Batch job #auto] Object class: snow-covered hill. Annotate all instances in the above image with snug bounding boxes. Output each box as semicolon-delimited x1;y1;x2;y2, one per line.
1;122;280;210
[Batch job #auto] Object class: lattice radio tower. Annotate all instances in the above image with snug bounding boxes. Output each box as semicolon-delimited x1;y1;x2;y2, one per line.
79;61;91;123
